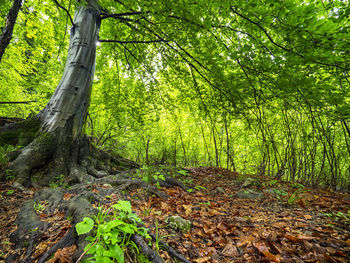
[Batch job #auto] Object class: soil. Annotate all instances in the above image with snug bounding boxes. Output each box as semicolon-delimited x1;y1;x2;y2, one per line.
0;166;350;262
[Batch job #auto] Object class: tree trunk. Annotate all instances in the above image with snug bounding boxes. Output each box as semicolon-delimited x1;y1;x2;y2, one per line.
0;0;22;62
3;0;101;187
38;2;99;136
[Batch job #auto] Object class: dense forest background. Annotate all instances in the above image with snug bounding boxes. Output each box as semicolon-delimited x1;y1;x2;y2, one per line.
1;0;349;189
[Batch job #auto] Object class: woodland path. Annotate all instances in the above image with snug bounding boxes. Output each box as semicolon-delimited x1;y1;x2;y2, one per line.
0;166;350;262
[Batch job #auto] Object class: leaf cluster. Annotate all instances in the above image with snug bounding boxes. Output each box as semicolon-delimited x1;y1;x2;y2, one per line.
75;200;150;263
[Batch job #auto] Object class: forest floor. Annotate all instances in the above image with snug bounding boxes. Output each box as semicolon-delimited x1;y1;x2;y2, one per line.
1;166;350;262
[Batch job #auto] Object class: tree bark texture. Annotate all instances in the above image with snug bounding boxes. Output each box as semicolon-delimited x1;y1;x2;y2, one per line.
38;0;100;138
0;0;22;62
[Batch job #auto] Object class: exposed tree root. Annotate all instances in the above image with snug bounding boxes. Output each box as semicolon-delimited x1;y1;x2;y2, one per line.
7;173;189;262
149;233;193;263
1;119;190;262
132;234;164;263
37;227;76;263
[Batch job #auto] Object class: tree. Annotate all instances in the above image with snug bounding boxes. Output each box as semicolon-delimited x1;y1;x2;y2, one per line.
1;0;349;188
0;0;22;62
1;0;350;261
1;0;103;188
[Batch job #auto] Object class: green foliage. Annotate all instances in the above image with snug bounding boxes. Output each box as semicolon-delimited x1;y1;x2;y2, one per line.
0;145;18;166
273;189;288;198
6;190;14;195
76;217;94;236
1;0;350;189
75;201;150;263
287;189;305;206
49;174;65;188
153;219;173;252
134;166;165;188
291;183;305;189
33;201;47;213
323;211;350;225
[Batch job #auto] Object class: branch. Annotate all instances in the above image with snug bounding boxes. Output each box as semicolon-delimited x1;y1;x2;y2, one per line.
230;6;291;53
0;101;35;104
52;0;74;26
230;6;348;70
99;39;168;44
101;11;147;20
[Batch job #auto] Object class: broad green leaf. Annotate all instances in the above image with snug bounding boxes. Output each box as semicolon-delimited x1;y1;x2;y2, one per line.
76;217;94;235
95;255;115;263
112;201;132;214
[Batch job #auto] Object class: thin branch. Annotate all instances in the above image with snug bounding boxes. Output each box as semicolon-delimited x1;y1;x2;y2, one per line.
230;6;348;70
0;101;35;104
99;39;168;44
52;0;74;26
230;6;291;53
101;11;147;20
76;237;99;263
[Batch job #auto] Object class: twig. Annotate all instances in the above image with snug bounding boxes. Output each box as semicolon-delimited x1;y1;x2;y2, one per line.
101;11;147;19
75;237;99;263
99;39;168;44
52;0;75;26
0;101;35;104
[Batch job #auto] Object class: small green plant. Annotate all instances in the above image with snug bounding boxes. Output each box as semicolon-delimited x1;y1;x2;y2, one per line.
323;210;350;224
34;201;47;213
273;189;288;196
5;169;15;180
182;178;193;184
6;189;14;195
177;169;189;176
76;200;151;263
49;174;65;188
0;145;17;165
194;185;206;190
135;166;165;188
198;201;211;207
291;182;305;189
287;189;304;206
264;179;278;186
187;188;194;193
271;188;288;200
154;220;173;252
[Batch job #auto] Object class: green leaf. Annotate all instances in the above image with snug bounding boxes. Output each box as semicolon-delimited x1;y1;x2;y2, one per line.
104;244;124;263
112;200;132;214
95;255;115;263
76;217;94;235
104;219;125;232
118;223;136;234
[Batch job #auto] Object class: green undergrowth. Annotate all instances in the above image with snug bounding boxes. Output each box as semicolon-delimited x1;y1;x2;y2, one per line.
134;166;165;188
76;200;151;263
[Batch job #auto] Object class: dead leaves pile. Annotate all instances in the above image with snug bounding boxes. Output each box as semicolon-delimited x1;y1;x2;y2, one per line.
131;167;350;262
0;180;72;262
1;167;350;262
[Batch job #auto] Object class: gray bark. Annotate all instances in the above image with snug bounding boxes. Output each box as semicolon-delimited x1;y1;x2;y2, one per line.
0;0;22;62
38;0;100;138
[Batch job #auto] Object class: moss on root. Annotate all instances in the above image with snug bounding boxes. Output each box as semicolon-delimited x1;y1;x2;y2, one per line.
0;118;40;146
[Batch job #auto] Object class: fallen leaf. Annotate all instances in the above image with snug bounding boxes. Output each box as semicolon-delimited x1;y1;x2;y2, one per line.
193;256;211;263
284;234;314;242
47;245;77;263
182;204;192;216
254;242;280;263
222;243;239;257
63;193;74;201
304;214;312;220
203;224;214;234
